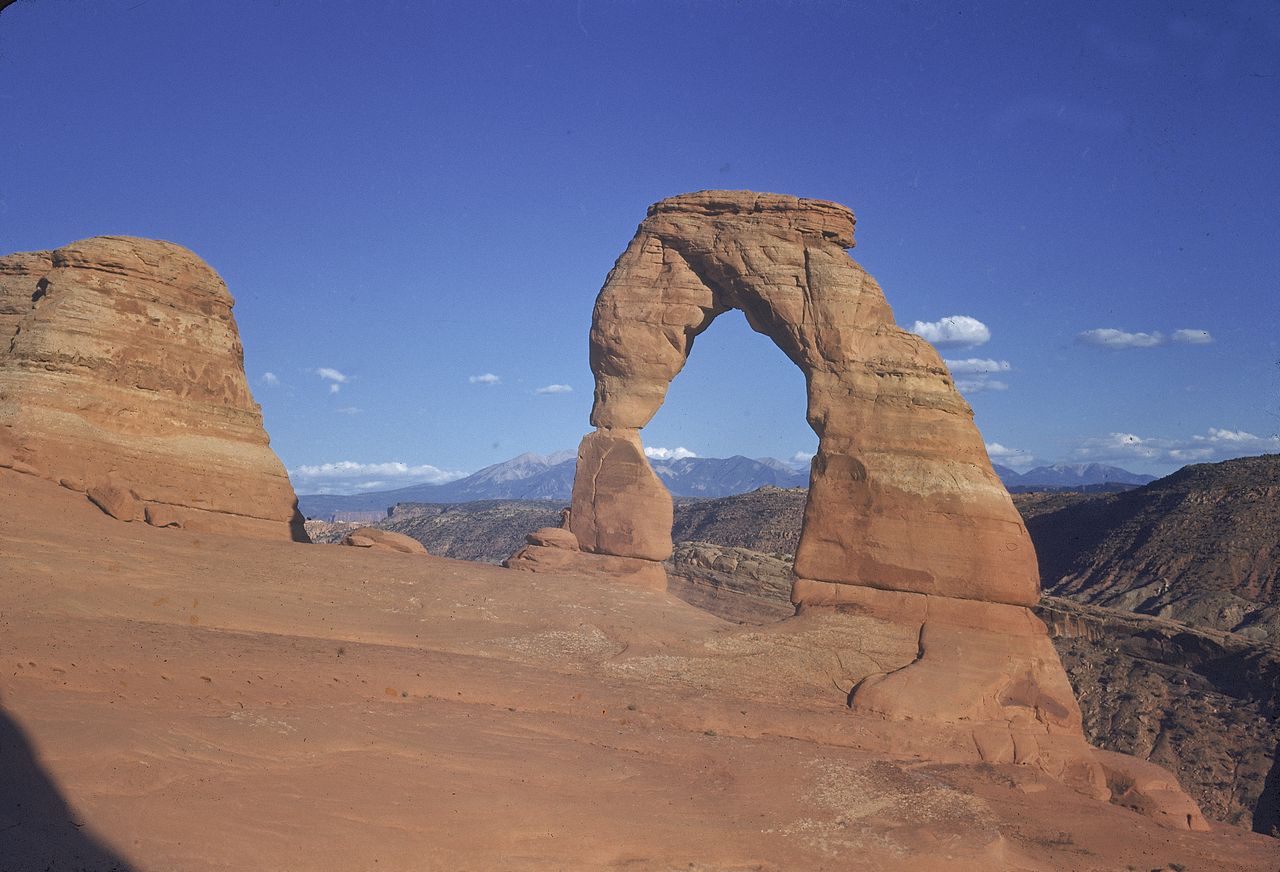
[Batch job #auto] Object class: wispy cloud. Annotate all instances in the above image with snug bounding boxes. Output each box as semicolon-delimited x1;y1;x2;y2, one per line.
289;460;466;495
316;367;350;393
1076;328;1165;349
335;406;361;415
1077;327;1216;349
945;358;1011;375
945;358;1011;394
644;446;697;461
534;383;573;395
1071;427;1280;466
956;378;1008;393
1172;328;1214;345
261;371;280;386
910;315;991;348
469;373;500;385
985;441;1036;470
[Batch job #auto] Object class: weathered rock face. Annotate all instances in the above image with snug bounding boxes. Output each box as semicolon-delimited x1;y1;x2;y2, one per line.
568;190;1035;605
0;236;307;541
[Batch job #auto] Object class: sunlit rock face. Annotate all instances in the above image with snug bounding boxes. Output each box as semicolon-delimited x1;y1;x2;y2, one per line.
0;235;307;541
572;189;1037;606
502;192;1210;832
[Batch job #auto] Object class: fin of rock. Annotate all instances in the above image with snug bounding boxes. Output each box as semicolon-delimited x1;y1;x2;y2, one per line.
0;236;307;542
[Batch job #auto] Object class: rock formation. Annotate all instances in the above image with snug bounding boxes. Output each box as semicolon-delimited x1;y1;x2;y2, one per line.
517;190;1036;604
340;527;429;555
508;190;1209;830
0;236;307;541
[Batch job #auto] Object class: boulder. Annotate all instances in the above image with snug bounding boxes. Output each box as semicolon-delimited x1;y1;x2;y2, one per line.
86;479;141;522
525;527;579;550
0;236;307;541
340;528;429;555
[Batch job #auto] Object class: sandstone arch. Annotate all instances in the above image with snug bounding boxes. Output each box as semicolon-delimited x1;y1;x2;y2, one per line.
504;191;1211;830
566;190;1037;606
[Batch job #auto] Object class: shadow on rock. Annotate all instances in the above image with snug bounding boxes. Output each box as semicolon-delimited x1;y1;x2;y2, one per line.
0;697;133;871
1257;738;1280;837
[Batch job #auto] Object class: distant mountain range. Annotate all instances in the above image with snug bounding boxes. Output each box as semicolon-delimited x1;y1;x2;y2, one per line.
298;450;809;519
299;451;1155;520
992;462;1155;492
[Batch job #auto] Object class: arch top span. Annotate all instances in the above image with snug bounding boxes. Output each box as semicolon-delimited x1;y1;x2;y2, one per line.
561;190;1038;607
644;190;856;248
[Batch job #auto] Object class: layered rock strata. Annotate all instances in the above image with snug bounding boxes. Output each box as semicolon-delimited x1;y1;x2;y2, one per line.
0;236;306;541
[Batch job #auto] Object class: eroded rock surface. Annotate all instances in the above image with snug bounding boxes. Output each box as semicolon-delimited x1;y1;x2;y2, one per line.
562;190;1035;606
340;527;429;555
0;236;306;541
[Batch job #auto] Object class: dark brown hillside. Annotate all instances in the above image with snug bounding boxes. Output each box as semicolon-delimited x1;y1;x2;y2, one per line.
1029;455;1280;641
1037;597;1280;835
670;486;807;556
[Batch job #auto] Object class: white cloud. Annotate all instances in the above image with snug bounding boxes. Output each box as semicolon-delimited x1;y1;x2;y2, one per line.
910;315;991;348
288;461;466;495
1076;328;1165;349
534;384;573;394
261;371;280;386
316;367;350;393
1172;328;1214;345
944;358;1012;375
1071;427;1280;466
644;446;697;461
791;450;816;465
955;378;1008;393
985;441;1036;470
335;406;361;415
469;373;501;385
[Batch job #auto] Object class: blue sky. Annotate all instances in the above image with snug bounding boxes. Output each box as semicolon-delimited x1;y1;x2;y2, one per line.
2;1;1277;493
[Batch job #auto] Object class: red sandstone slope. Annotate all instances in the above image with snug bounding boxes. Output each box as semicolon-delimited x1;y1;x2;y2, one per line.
4;469;1277;871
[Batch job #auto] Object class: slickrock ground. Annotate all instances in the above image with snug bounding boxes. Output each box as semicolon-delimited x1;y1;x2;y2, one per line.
309;480;1280;834
661;540;1280;838
0;236;306;542
4;470;1276;871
